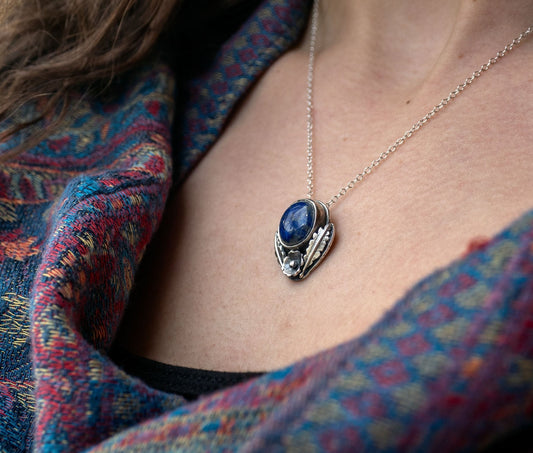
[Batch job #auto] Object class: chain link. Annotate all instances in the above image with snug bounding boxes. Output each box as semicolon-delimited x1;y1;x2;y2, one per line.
305;0;320;198
305;0;532;207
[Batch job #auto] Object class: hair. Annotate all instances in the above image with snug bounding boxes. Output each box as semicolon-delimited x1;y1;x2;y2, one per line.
0;0;258;154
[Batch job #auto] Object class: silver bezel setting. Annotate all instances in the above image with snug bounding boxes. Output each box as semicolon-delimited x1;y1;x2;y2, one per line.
275;199;335;280
277;199;319;249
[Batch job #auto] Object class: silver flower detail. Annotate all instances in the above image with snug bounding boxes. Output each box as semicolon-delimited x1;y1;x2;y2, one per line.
282;250;304;277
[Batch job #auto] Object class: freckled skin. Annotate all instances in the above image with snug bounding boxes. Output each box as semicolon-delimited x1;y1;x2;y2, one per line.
117;0;533;372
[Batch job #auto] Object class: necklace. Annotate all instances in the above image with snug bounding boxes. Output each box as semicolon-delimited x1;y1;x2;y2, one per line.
275;0;532;281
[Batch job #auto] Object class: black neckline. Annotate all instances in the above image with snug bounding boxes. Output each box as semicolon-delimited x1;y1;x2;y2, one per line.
111;347;264;401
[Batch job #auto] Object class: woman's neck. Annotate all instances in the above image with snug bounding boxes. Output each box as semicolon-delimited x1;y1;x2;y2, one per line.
307;0;533;99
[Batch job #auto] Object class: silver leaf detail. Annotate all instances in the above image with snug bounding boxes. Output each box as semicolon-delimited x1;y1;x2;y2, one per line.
274;232;286;266
304;227;330;264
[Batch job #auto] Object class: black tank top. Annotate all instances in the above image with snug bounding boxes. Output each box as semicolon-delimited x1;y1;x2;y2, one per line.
111;347;263;401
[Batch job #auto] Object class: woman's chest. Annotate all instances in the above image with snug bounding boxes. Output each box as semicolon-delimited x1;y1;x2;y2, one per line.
118;57;533;371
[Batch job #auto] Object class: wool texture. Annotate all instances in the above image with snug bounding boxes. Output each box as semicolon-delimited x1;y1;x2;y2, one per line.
0;0;532;451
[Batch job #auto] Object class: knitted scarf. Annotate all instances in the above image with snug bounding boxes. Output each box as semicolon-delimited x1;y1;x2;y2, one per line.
0;0;531;451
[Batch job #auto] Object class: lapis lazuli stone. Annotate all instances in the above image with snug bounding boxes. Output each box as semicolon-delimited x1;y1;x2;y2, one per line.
279;200;315;247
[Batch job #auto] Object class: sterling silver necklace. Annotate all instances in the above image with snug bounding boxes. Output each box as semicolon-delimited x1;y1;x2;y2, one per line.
275;0;532;280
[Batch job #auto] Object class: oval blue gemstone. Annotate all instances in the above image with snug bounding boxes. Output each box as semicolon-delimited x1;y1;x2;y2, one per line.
279;200;315;246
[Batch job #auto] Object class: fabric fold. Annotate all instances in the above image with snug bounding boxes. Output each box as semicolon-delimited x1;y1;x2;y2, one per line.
28;63;183;452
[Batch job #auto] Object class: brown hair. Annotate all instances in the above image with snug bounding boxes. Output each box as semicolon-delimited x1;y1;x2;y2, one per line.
0;0;258;157
0;0;184;146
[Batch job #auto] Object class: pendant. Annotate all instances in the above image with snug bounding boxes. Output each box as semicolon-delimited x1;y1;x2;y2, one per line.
275;199;335;280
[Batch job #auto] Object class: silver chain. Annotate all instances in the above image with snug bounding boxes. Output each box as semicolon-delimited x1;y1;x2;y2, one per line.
306;0;532;207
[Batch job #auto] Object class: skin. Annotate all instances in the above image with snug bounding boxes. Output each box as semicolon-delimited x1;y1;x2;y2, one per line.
117;0;533;372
